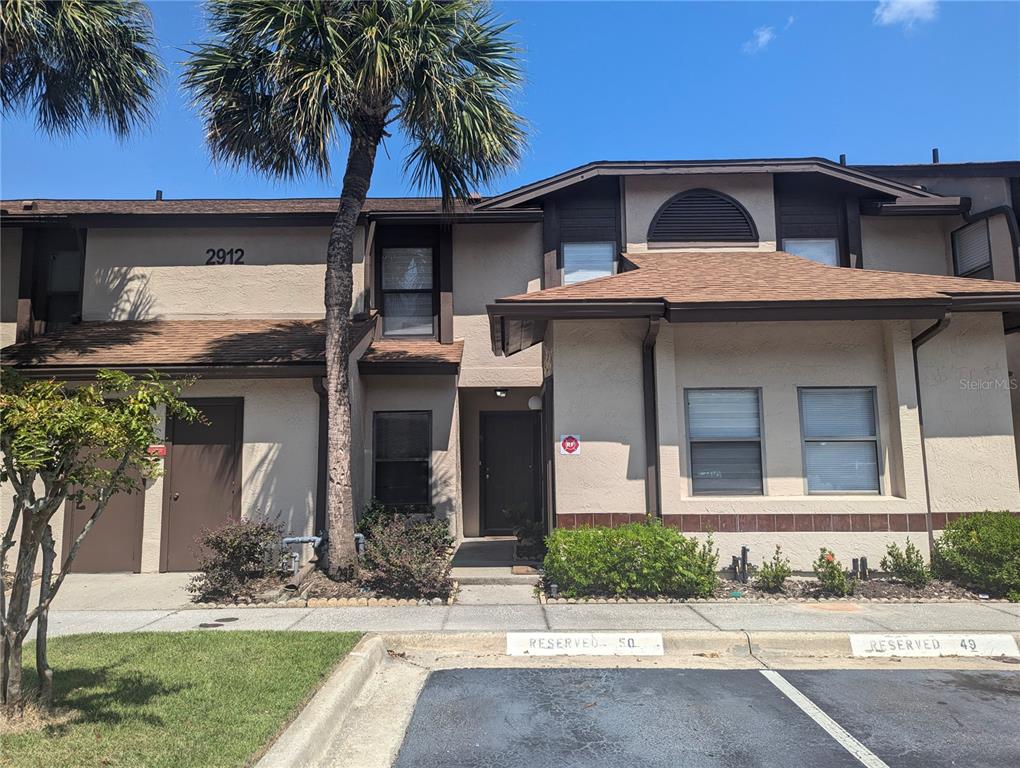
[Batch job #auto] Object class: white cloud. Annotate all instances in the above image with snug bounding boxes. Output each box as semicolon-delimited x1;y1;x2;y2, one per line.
874;0;939;29
785;16;796;30
743;25;776;54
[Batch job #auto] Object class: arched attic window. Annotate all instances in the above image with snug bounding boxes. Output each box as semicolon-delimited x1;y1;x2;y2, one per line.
647;188;759;245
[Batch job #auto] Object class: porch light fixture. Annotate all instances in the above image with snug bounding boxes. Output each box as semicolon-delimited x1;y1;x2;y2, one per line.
527;395;543;411
494;388;509;398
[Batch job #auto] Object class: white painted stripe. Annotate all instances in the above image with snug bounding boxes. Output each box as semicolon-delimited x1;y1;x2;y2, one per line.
760;670;890;768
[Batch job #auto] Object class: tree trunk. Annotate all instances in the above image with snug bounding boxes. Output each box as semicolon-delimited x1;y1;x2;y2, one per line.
36;526;55;706
2;511;40;715
324;124;383;575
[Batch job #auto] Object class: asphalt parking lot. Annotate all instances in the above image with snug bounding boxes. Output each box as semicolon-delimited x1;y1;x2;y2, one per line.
393;668;1020;768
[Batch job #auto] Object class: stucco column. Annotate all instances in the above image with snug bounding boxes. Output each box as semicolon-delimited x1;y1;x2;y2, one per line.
883;321;926;507
655;323;682;515
139;405;167;573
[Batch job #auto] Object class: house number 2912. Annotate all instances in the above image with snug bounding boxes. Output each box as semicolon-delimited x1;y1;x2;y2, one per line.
205;247;245;264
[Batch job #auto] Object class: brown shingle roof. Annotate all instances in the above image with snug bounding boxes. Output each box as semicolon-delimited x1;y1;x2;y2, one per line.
497;251;1020;306
0;197;468;218
1;317;375;372
358;339;463;374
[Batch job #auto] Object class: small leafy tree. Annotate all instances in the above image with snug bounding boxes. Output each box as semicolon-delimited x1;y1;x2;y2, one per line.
0;369;196;716
755;545;793;593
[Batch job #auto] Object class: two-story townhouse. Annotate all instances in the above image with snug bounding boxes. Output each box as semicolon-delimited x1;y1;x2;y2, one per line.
3;156;1020;573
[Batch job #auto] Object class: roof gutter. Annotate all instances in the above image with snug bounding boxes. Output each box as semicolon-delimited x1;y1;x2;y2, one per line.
642;318;661;518
912;314;953;553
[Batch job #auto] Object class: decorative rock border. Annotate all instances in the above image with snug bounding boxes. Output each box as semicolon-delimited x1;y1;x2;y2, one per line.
191;581;459;609
538;593;1013;605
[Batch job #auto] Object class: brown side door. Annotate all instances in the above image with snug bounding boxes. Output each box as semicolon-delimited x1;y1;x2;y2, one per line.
62;467;144;573
161;398;242;572
480;411;542;535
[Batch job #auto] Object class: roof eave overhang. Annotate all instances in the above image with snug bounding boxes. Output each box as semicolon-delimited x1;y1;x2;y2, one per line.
3;362;327;380
476;158;941;210
861;197;971;217
363;210;542;225
357;360;460;375
666;299;950;323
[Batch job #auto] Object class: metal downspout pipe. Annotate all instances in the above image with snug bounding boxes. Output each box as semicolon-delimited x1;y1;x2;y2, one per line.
642;317;661;518
912;314;952;553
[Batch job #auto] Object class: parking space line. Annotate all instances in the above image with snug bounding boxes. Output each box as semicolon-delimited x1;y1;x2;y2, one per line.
760;670;890;768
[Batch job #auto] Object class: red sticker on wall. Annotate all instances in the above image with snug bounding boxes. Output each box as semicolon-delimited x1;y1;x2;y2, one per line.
559;435;581;455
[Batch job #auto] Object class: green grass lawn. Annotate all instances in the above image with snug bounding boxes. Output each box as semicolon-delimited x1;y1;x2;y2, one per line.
2;631;362;768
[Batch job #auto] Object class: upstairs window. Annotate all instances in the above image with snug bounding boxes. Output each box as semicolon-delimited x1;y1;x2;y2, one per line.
373;411;431;506
952;220;992;279
381;247;434;336
783;238;839;266
562;241;615;284
648;188;758;245
799;388;880;494
686;388;764;496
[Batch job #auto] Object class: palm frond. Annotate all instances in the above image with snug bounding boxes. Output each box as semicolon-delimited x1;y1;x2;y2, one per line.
0;0;160;137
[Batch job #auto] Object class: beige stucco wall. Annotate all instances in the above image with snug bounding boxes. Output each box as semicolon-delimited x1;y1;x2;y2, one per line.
453;222;543;387
860;216;952;275
1;226;22;348
360;375;462;539
915;312;1020;513
624;173;777;252
665;320;923;516
551;319;648;515
133;377;320;572
81;225;366;320
458;386;542;538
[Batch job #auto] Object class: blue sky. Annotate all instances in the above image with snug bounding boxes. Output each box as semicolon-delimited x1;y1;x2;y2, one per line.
2;0;1017;200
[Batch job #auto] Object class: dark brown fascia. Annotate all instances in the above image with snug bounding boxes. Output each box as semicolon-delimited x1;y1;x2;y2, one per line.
860;197;970;216
853;161;1020;178
6;363;327;380
666;299;950;323
476;158;942;210
357;360;460;375
0;208;542;230
488;300;667;320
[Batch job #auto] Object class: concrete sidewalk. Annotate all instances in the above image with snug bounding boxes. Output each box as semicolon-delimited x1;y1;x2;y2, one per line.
39;600;1020;637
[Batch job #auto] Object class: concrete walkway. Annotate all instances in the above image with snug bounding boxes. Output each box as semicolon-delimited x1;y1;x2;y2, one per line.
39;600;1020;637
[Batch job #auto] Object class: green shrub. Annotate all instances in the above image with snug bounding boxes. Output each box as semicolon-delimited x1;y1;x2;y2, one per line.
755;545;793;592
188;519;285;600
360;515;453;599
542;521;718;598
933;511;1020;598
812;548;855;596
358;498;437;537
880;539;931;587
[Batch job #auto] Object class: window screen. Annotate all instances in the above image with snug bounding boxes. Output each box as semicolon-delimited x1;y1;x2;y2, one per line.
783;238;840;266
800;388;880;493
686;389;763;495
952;221;992;279
373;411;431;505
381;247;434;335
562;242;615;284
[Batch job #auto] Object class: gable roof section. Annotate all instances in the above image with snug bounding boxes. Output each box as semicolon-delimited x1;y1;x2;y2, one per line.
476;158;943;210
488;251;1020;355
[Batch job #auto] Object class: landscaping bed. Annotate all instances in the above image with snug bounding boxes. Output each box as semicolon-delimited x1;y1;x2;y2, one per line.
1;631;361;768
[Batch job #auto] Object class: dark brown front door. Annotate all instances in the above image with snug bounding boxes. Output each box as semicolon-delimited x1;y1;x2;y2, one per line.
480;411;542;535
162;399;242;571
62;467;144;573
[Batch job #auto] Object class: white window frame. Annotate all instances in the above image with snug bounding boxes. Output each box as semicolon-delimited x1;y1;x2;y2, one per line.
684;387;766;497
561;241;616;285
797;386;882;495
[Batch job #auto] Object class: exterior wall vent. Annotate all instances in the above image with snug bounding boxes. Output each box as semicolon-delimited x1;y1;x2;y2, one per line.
647;188;758;244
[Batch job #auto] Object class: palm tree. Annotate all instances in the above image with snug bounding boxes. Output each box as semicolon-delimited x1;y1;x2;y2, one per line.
1;0;160;136
183;0;526;573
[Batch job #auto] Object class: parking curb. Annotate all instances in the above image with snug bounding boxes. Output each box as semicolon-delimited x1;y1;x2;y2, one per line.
255;633;386;768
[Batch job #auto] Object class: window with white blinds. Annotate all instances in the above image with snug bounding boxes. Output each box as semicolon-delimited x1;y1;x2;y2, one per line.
686;389;763;495
562;242;615;284
799;388;880;493
381;247;434;335
952;220;992;279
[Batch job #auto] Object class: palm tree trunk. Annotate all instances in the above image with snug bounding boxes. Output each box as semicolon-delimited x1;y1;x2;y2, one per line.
324;126;382;575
